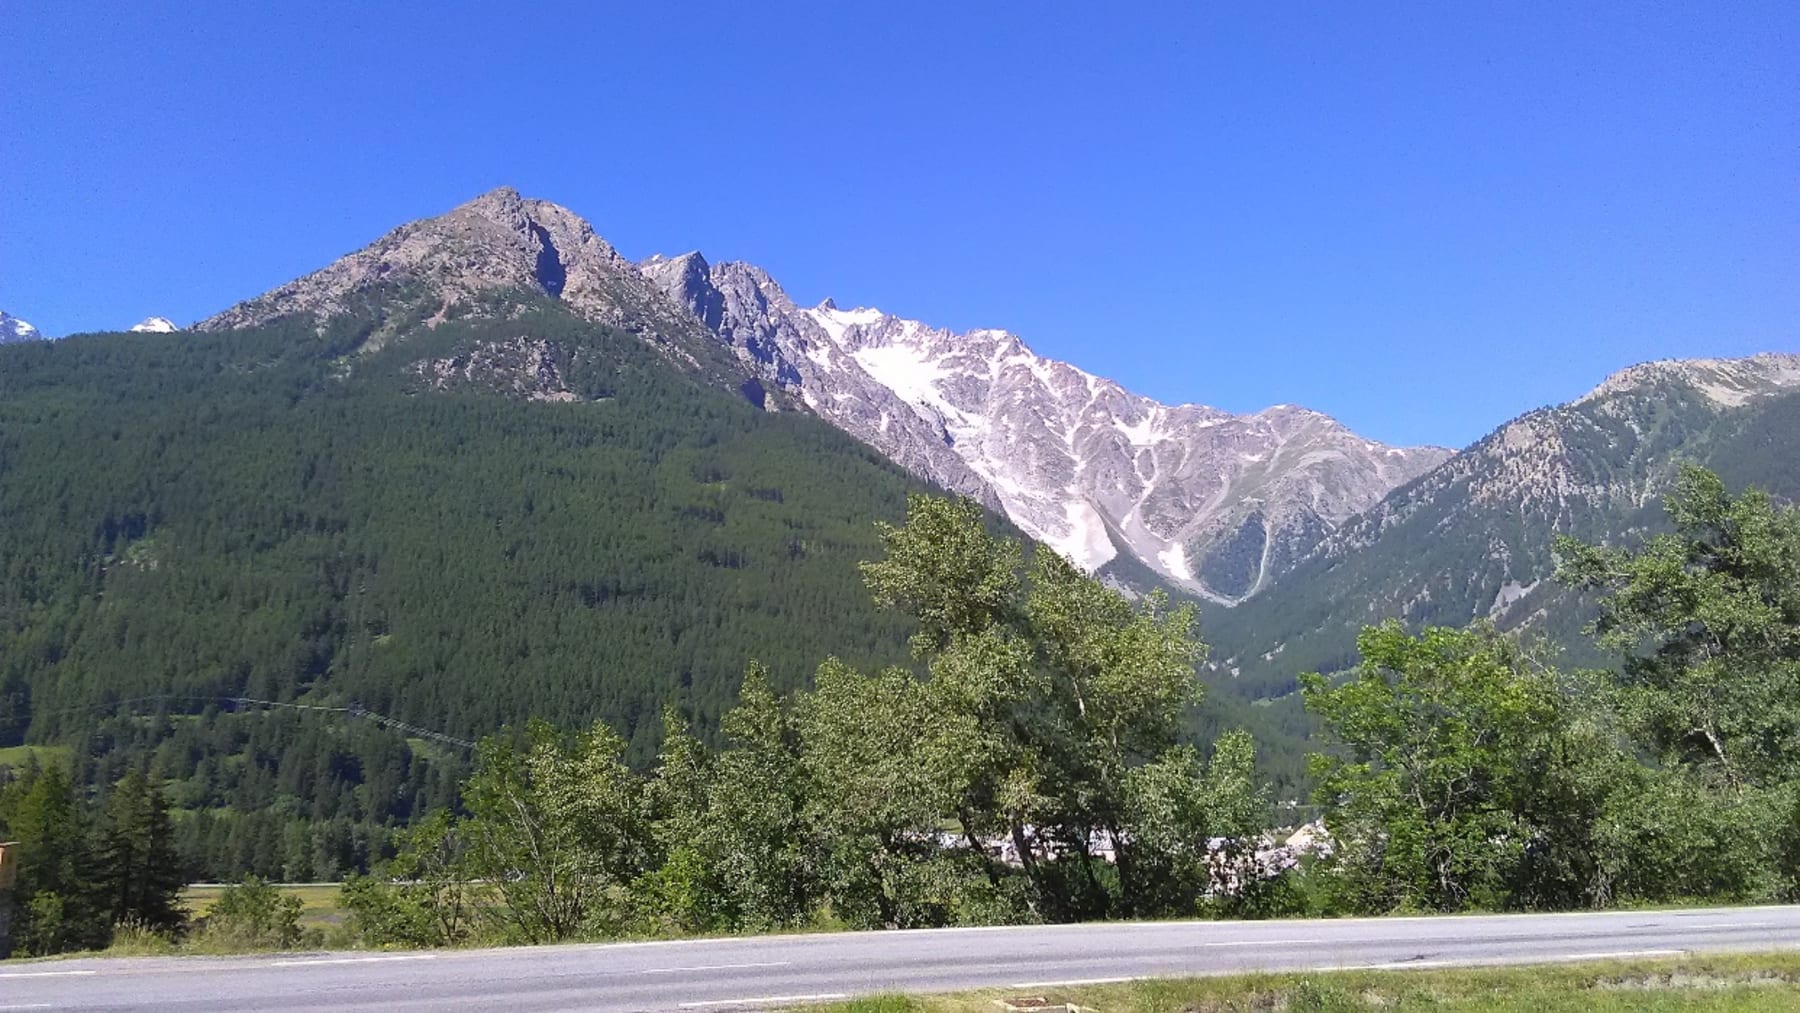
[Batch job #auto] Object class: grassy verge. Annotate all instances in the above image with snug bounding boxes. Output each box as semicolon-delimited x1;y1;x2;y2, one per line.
822;950;1800;1012
182;882;346;935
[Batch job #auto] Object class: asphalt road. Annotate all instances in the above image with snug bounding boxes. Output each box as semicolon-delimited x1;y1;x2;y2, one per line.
4;905;1795;1011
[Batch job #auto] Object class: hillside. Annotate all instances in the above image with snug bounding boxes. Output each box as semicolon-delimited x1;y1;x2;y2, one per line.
1204;354;1800;700
0;300;935;876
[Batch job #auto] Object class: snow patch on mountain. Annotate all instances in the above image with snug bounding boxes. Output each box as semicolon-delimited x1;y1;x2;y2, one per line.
645;255;1451;601
0;311;45;344
129;316;179;333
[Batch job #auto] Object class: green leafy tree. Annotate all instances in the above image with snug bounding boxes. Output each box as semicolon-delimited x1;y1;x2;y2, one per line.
697;664;817;930
634;708;728;934
1301;623;1606;913
462;719;648;942
201;875;303;949
1120;729;1268;913
796;658;984;928
1556;464;1800;789
860;493;1233;920
342;810;474;947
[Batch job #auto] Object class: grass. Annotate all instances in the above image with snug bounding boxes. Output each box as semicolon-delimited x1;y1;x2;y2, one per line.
0;744;72;768
182;882;346;936
817;951;1800;1012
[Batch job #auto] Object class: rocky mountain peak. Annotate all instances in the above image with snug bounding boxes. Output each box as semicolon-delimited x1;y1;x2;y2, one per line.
197;189;712;354
0;310;44;343
1577;352;1800;409
129;316;179;333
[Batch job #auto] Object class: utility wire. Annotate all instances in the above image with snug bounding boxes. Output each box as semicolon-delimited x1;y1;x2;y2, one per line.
30;693;477;751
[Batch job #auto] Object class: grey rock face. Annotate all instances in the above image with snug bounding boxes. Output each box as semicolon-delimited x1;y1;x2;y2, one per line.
196;188;727;375
641;256;1450;602
0;311;44;344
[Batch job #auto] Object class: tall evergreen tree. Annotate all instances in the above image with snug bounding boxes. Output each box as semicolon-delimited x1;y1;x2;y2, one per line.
94;770;188;933
1;765;107;953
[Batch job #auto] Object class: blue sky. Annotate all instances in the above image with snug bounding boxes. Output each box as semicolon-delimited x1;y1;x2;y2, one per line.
3;2;1794;448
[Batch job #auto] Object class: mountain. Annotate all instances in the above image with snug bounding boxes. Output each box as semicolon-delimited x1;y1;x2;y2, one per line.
1203;352;1800;698
0;196;973;877
196;187;756;396
192;188;1446;603
642;253;1450;602
129;316;179;333
1;310;45;343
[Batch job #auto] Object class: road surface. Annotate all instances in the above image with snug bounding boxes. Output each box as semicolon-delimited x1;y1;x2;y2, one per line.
2;905;1794;1010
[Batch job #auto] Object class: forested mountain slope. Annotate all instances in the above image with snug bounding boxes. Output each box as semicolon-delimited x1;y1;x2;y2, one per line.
0;301;935;876
1203;354;1800;699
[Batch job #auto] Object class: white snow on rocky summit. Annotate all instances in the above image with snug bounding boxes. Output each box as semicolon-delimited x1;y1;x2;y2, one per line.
129;316;180;333
0;310;44;343
647;254;1453;603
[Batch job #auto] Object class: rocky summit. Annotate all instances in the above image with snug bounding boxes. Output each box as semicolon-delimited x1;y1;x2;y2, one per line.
195;187;736;382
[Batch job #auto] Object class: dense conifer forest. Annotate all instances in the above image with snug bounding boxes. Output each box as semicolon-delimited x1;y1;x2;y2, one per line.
0;303;940;877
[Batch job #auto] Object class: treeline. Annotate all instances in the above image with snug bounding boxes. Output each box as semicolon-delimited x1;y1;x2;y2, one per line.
336;469;1800;947
67;705;460;881
5;468;1797;956
343;495;1273;945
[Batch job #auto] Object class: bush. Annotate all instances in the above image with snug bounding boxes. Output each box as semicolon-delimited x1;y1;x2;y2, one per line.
192;876;305;951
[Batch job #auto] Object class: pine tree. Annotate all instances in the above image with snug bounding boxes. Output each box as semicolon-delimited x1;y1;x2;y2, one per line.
94;770;188;933
3;765;106;953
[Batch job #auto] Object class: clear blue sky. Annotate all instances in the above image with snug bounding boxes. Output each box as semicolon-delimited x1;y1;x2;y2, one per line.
3;2;1794;448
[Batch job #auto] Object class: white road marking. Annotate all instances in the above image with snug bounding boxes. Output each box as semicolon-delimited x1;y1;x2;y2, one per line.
271;954;441;966
1685;921;1773;929
678;994;848;1008
0;1004;55;1010
643;961;791;974
0;970;97;978
1009;975;1141;988
1199;938;1324;947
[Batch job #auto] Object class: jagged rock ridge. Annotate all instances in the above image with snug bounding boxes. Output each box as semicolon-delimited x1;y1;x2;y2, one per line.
642;252;1450;601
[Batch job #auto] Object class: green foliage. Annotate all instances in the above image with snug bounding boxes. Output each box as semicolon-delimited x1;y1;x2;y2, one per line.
340;811;475;947
1301;624;1618;912
852;494;1242;921
1301;468;1800;915
1556;463;1800;788
0;763;110;953
93;769;188;933
461;719;648;942
354;493;1264;944
0;302;928;876
197;876;304;950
